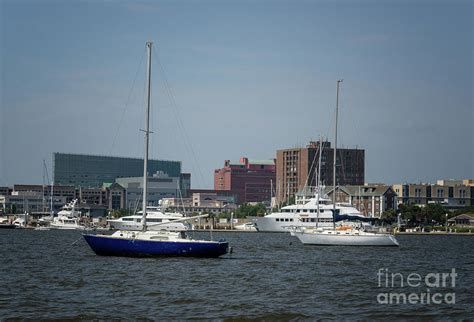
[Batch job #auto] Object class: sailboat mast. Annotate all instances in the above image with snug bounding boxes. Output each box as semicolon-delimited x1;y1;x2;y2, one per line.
333;80;342;228
270;179;273;209
316;137;323;228
42;160;46;213
142;41;153;231
50;160;54;216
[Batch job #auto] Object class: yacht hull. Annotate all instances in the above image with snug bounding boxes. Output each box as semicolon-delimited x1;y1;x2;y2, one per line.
83;234;229;258
294;231;399;247
255;216;332;232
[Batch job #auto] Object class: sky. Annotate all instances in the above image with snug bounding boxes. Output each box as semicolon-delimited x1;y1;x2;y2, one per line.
0;0;472;188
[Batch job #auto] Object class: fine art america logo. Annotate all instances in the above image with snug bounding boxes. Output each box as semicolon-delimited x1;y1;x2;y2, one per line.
377;268;457;305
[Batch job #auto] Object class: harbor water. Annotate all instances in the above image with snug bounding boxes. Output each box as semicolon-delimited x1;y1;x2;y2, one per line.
0;230;473;319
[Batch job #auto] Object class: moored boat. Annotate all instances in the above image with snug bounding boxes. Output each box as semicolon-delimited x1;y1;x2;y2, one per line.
292;80;399;247
84;226;228;258
82;41;230;258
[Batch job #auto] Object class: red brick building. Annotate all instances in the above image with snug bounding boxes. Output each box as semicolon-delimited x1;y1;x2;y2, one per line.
214;157;276;204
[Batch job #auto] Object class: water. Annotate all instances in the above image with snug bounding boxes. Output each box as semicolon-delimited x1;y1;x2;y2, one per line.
0;230;473;320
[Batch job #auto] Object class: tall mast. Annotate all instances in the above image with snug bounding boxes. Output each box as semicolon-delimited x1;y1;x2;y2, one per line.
141;41;153;231
270;179;273;209
315;137;323;228
42;160;46;213
50;160;54;216
333;80;342;228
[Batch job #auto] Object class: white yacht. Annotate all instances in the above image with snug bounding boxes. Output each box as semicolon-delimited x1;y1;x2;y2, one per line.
50;199;85;230
234;222;257;231
107;207;188;231
255;192;369;232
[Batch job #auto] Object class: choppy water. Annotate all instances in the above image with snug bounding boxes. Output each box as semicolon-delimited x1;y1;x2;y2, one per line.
0;230;473;320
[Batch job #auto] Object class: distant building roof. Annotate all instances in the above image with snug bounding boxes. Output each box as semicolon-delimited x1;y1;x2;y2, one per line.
225;157;275;167
328;185;393;197
448;214;474;221
247;159;275;165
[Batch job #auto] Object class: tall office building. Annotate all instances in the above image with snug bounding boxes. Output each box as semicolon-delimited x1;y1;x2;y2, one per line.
276;141;364;204
53;153;181;188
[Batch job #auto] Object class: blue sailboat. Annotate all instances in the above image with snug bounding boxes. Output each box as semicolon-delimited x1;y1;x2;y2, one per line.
83;42;229;258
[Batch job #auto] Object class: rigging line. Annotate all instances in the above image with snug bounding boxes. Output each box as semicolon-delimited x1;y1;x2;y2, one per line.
109;49;146;157
152;49;206;187
155;54;206;187
43;160;51;186
303;142;320;191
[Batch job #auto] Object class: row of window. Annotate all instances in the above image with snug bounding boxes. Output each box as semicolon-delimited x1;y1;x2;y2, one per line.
300;218;333;223
282;209;326;213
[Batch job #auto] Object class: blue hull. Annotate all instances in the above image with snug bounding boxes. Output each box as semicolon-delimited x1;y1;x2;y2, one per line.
83;234;229;258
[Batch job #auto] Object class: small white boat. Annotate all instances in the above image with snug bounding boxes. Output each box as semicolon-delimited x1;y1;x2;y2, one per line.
12;216;27;228
107;208;187;231
234;222;257;231
50;217;85;230
50;199;85;230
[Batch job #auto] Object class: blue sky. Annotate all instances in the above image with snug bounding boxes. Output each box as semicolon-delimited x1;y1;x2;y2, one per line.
1;0;472;188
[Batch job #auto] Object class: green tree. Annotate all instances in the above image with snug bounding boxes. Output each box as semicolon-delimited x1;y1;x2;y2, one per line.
381;209;397;222
234;203;268;218
398;204;422;226
420;203;446;224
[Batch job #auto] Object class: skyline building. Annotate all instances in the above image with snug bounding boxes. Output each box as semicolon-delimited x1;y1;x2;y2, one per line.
53;153;181;188
214;157;276;204
276;141;365;204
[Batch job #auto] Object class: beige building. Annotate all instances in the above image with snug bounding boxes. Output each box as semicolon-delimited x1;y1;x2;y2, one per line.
326;185;397;218
162;192;237;215
392;179;473;208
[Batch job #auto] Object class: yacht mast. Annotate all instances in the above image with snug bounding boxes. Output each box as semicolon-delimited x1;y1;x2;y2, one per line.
42;160;46;213
141;41;153;231
333;80;342;229
50;161;54;216
316;137;323;228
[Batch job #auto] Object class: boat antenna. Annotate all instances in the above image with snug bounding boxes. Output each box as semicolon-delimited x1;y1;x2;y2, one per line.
141;41;153;231
333;79;343;229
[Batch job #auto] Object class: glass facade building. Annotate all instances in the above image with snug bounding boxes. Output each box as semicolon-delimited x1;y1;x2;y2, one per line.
53;153;181;188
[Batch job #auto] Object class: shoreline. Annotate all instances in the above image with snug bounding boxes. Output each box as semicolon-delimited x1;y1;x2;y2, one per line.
193;229;473;236
395;231;473;236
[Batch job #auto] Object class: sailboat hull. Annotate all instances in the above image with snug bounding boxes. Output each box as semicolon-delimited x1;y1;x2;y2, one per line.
83;234;229;258
294;231;399;247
